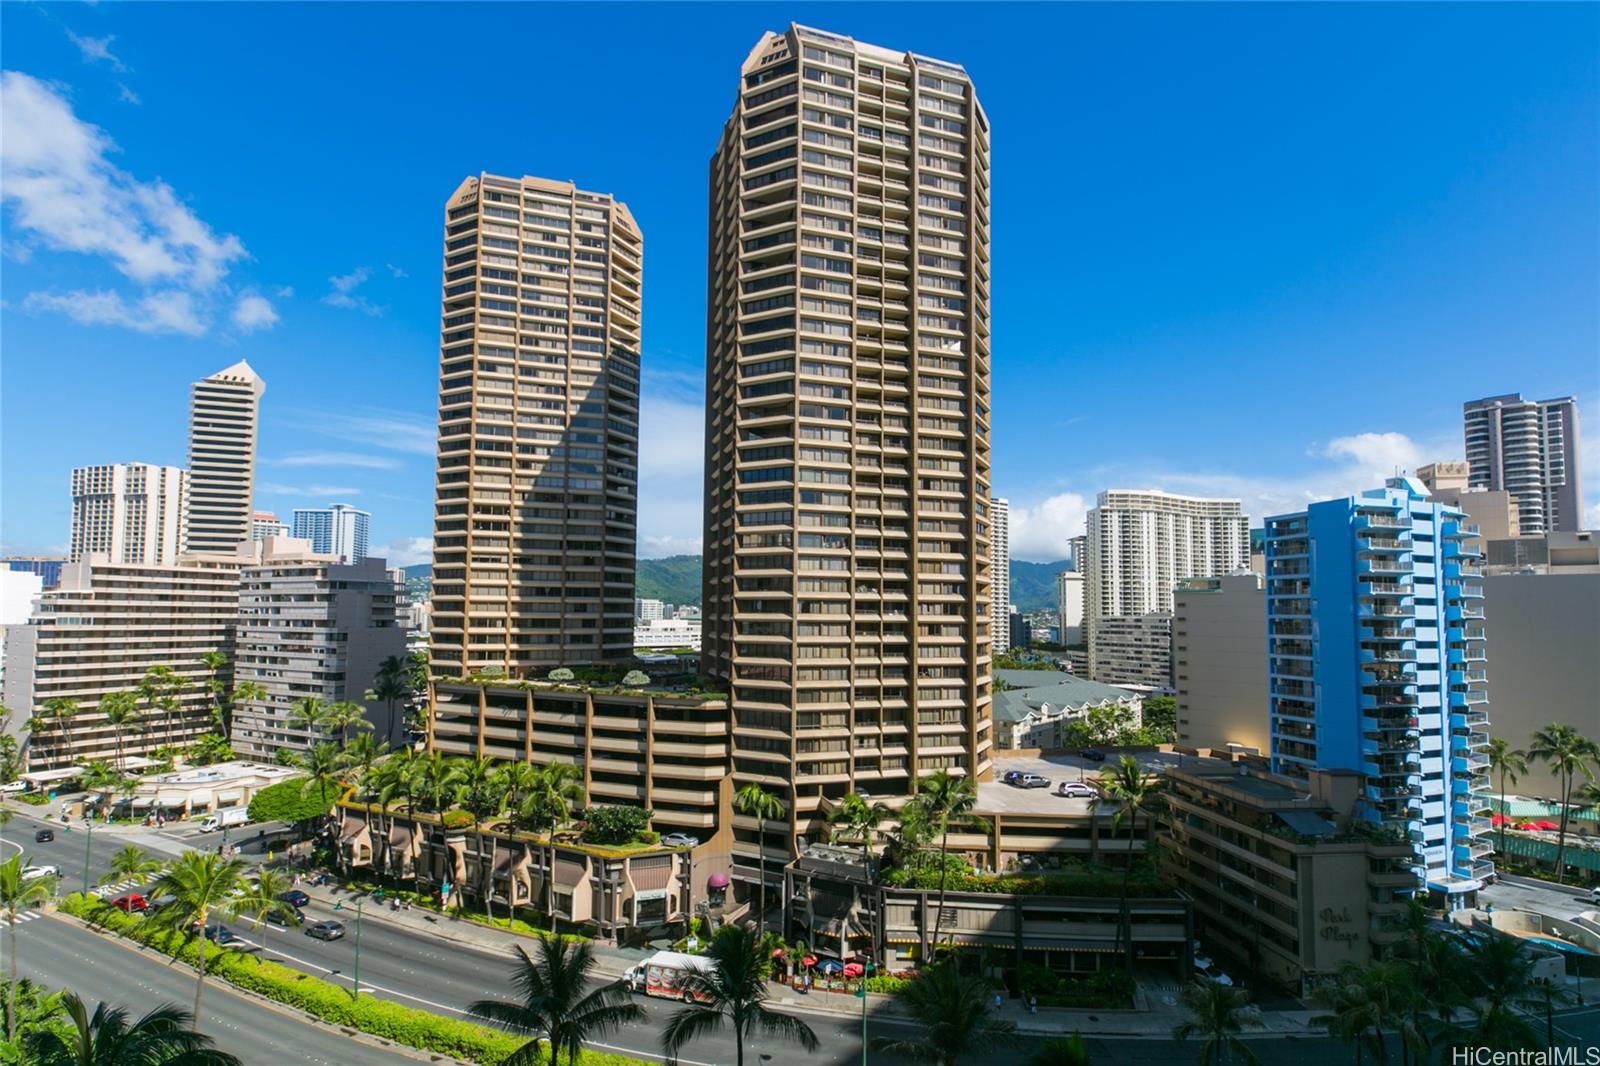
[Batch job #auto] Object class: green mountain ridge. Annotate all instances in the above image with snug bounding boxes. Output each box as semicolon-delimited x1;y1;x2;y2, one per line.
1009;559;1072;612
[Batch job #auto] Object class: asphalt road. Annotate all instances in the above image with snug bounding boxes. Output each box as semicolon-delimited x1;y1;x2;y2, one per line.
11;914;425;1066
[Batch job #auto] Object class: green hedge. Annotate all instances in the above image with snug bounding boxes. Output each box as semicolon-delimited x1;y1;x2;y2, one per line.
57;894;643;1065
864;975;913;994
881;865;1172;899
247;778;331;823
13;793;50;806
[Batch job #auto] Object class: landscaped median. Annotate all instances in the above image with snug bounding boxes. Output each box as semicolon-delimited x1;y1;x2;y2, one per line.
55;892;648;1066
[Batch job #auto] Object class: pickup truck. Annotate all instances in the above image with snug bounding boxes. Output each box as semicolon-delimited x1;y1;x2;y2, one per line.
624;950;717;1003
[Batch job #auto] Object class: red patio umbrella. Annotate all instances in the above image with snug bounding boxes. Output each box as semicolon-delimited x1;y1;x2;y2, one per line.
802;955;817;968
843;962;864;977
1490;814;1511;826
1535;820;1561;831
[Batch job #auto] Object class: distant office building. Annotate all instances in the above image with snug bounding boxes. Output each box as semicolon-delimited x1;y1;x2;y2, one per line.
634;617;702;651
1;557;65;591
231;540;407;761
1482;529;1600;575
1084;490;1249;689
184;360;265;554
992;498;1011;647
291;503;371;564
1068;534;1086;575
1265;477;1492;903
1056;570;1085;646
635;598;666;622
1419;460;1521;542
1173;573;1268;754
429;173;641;676
1008;608;1031;652
3;551;248;770
69;463;187;566
250;511;289;541
1463;394;1584;535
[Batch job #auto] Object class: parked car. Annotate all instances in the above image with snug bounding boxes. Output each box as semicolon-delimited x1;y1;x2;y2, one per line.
33;829;54;843
1017;773;1051;789
278;889;310;909
199;922;238;945
1589;886;1600;904
1080;748;1107;762
659;833;700;849
305;920;345;941
1194;956;1234;987
21;865;60;881
1056;781;1096;798
1002;770;1024;785
110;893;149;913
0;782;28;795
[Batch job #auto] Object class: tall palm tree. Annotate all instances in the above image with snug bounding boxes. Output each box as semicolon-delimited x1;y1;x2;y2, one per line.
42;698;79;769
24;991;242;1066
321;701;373;749
454;756;507;918
373;749;421;814
365;656;411;748
519;763;584;928
827;792;890;875
340;733;387;789
227;681;268;740
1459;931;1543;1051
1485;738;1528;860
661;923;819;1066
495;762;542;822
884;798;935;873
733;782;785;932
292;742;345;817
468;934;643;1066
96;691;142;774
200;650;230;737
914;769;981;941
147;851;266;1027
1177;979;1261;1066
1098;755;1152;960
417;750;460;814
137;666;183;754
1527;723;1598;883
239;866;298;961
0;854;57;1041
99;845;163;890
869;961;1015;1066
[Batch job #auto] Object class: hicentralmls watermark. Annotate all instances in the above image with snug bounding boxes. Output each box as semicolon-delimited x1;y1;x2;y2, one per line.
1452;1049;1600;1066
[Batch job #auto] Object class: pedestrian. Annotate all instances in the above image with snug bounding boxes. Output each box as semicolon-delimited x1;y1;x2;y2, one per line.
994;991;1003;1011
1029;995;1037;1015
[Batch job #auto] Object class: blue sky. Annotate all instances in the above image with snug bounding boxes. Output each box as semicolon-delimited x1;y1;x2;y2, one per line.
3;3;1596;564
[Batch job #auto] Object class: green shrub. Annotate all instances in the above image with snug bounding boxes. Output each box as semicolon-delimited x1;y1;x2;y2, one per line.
580;805;652;845
14;793;50;806
440;809;474;829
247;778;330;823
864;975;912;994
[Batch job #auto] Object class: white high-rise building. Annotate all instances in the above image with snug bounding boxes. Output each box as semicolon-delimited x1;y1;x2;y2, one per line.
251;511;289;541
69;463;188;566
635;598;666;622
184;361;265;554
1085;490;1250;688
291;503;371;564
991;497;1011;650
1056;569;1085;645
1463;394;1584;535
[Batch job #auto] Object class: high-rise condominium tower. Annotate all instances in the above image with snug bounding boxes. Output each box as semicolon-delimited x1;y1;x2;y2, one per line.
990;497;1010;648
703;25;994;859
1463;393;1584;535
69;463;187;566
430;174;642;678
1084;490;1250;687
183;360;265;554
292;503;371;563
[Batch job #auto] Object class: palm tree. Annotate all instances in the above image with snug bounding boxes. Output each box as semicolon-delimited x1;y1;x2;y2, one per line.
869;961;1015;1066
321;701;373;749
417;750;460;814
885;792;936;872
147;851;266;1027
365;656;411;748
495;762;542;822
1176;979;1260;1066
99;845;162;891
827;792;890;875
97;691;142;774
0;854;57;1041
77;761;121;818
519;763;584;928
42;698;79;768
733;783;785;932
1485;738;1528;860
372;749;421;814
24;991;243;1066
1527;723;1598;883
238;866;298;961
200;650;230;737
454;756;507;918
1459;931;1542;1050
137;666;183;754
1098;755;1152;960
1025;1033;1092;1066
914;768;981;941
661;923;819;1066
227;680;267;740
292;742;345;817
341;732;387;788
468;934;643;1066
286;696;328;740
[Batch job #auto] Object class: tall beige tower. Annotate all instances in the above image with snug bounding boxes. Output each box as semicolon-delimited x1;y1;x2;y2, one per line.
429;174;642;678
703;26;994;872
183;360;264;554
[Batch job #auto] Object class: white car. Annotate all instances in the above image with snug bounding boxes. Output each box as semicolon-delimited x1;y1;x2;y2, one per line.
1194;956;1234;987
659;833;699;849
0;782;28;795
21;865;60;881
1588;886;1600;904
1056;782;1096;798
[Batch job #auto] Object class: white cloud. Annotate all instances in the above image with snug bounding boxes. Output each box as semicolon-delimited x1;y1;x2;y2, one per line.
322;266;383;315
385;263;408;279
636;389;705;559
257;482;361;498
274;285;294;298
285;408;436;456
1008;492;1089;562
230;291;278;332
1;72;244;288
1321;432;1426;481
372;536;432;568
269;451;402;470
117;84;140;105
66;32;126;72
22;288;204;335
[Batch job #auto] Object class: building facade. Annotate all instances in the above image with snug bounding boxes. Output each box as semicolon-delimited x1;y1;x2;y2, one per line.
231;541;408;762
429;174;642;678
991;497;1010;647
250;512;289;541
1265;477;1493;904
1056;568;1084;646
291;503;371;564
1084;490;1249;688
701;24;995;882
69;463;188;566
1173;573;1269;755
2;552;245;770
1463;394;1584;535
1;558;65;591
991;671;1141;750
183;361;265;555
1161;762;1418;993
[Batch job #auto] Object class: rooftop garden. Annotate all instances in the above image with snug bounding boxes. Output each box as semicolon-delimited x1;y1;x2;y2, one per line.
446;666;728;701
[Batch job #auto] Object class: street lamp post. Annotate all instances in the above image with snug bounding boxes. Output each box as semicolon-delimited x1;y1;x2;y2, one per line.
81;821;94;896
857;975;868;1066
334;897;364;999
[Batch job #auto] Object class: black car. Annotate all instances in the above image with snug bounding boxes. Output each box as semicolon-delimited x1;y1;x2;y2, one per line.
34;829;53;843
1002;770;1023;785
278;889;310;909
305;920;345;941
1080;748;1107;762
265;906;302;928
199;922;238;944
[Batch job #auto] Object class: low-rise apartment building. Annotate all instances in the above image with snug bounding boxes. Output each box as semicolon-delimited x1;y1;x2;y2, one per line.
1161;762;1418;994
991;671;1141;750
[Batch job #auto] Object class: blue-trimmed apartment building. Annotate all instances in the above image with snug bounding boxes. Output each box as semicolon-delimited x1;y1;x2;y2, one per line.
1265;477;1492;905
